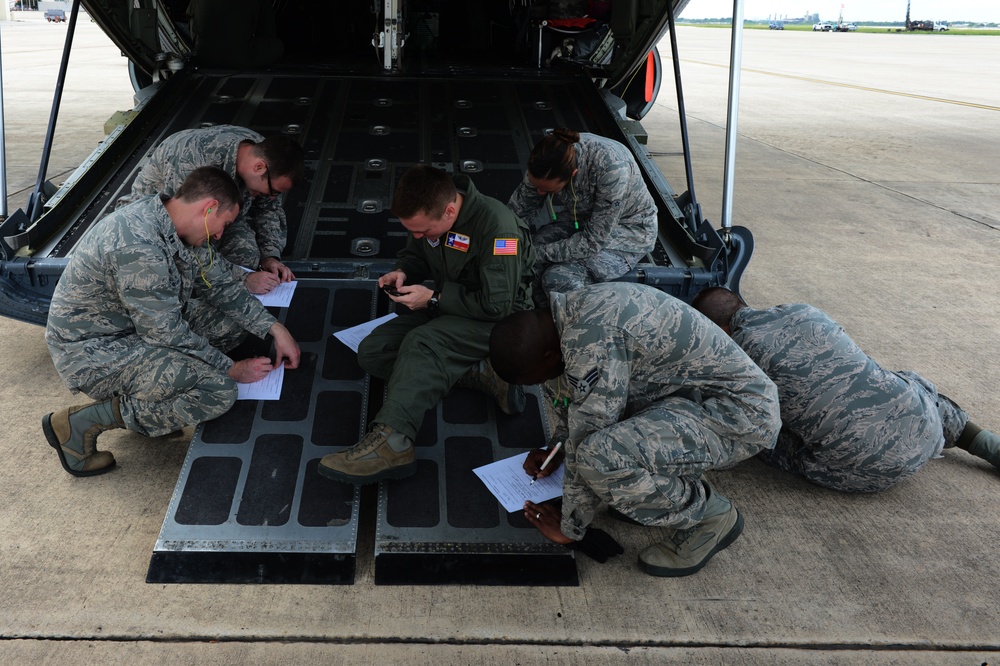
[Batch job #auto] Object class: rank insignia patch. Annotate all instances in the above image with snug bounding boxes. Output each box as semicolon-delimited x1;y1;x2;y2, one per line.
567;367;600;399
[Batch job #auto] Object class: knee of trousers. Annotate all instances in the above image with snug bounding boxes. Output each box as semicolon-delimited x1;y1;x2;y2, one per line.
201;375;239;421
357;333;400;378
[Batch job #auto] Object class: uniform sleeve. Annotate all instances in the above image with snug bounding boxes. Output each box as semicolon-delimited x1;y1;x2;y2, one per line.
559;325;631;539
111;244;234;372
438;239;527;321
507;174;544;219
536;163;629;264
247;196;288;259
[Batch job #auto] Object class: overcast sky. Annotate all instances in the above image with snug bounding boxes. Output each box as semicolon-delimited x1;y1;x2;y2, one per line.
679;0;999;22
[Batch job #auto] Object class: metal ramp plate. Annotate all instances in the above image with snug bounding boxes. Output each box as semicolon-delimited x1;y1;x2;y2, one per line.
146;279;375;584
374;387;578;585
146;278;578;585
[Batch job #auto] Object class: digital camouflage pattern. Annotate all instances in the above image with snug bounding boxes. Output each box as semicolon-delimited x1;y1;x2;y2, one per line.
530;222;642;307
45;195;277;437
507;133;657;302
731;304;968;492
116;124;288;272
547;283;780;540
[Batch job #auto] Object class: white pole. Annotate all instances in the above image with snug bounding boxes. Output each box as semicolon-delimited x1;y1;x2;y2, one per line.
720;0;745;238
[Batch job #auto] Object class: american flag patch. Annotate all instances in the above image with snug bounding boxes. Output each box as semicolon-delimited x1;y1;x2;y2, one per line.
493;238;518;255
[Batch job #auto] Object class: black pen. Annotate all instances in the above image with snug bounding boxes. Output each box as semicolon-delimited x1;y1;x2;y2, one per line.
530;441;563;485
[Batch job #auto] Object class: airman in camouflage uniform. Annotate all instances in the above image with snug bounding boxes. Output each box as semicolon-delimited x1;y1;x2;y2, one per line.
117;124;305;291
692;287;1000;492
489;283;781;576
44;167;301;477
507;129;657;307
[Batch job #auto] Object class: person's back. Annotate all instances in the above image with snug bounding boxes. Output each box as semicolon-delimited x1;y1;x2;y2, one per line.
731;303;945;490
554;283;778;451
693;286;1000;491
118;125;261;207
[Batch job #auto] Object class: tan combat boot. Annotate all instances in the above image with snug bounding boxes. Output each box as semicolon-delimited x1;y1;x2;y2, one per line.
318;423;415;484
455;358;526;415
638;483;743;577
42;397;124;477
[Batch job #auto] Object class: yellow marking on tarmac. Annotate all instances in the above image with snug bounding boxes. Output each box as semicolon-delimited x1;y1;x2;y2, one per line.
684;59;1000;111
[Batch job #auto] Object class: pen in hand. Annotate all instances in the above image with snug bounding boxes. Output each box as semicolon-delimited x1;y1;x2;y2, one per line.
531;441;563;485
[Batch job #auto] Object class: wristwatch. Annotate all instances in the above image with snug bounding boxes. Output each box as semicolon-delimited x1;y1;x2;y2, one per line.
428;290;440;313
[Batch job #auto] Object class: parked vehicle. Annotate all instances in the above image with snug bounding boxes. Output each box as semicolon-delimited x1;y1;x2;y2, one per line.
43;8;65;22
910;19;947;31
769;20;784;30
812;21;833;31
835;22;858;31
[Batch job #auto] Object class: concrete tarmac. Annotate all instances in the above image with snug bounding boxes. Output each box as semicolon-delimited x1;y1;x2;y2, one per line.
0;14;998;664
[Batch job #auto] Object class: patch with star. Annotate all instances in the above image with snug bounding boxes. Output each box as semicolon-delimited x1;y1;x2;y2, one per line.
566;367;600;400
445;231;470;252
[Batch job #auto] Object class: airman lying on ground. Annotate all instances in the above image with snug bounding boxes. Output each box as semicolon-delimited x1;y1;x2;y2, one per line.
691;286;1000;491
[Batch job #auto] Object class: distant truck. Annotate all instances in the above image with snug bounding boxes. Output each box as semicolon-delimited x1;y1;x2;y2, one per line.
907;19;948;31
43;8;65;22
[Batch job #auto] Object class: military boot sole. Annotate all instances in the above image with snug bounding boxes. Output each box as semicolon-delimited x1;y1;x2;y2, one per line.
638;510;744;578
41;413;117;478
317;460;417;485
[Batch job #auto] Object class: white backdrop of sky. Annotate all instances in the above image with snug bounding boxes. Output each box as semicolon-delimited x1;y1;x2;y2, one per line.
679;0;998;23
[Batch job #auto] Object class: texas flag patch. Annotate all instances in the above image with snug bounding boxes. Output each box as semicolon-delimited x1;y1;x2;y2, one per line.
446;232;470;252
493;238;518;256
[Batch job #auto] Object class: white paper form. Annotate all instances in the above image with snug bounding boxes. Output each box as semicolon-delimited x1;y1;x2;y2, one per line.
255;280;297;308
473;451;564;513
333;313;398;353
236;363;285;400
239;266;298;308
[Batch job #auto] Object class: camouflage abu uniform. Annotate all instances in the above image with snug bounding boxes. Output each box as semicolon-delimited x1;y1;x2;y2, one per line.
731;304;968;492
117;125;287;277
45;195;277;437
507;133;657;305
548;283;780;540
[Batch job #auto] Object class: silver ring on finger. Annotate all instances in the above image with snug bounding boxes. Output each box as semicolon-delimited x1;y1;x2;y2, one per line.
535;512;541;519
